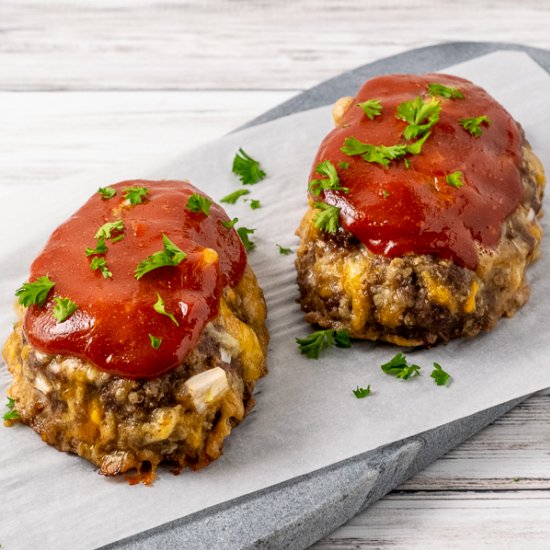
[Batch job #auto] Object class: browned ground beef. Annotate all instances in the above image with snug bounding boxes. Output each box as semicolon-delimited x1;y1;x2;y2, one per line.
3;266;268;481
295;141;545;346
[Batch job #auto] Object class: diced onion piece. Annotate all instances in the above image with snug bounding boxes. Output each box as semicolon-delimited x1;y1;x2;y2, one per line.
184;367;229;413
34;372;52;395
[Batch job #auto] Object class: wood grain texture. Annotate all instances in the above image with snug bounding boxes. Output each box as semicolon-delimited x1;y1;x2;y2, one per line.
0;90;294;185
312;393;550;548
314;492;550;549
2;1;550;547
1;0;550;91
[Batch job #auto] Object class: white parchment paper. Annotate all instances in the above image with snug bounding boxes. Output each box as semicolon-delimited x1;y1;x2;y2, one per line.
1;51;549;549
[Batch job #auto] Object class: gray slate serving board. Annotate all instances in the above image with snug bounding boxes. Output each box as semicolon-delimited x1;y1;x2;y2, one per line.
105;42;550;550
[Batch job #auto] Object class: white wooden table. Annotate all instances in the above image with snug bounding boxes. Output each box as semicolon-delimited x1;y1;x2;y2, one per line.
2;1;549;547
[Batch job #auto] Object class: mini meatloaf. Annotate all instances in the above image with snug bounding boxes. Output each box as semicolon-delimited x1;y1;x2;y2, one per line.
296;74;545;346
3;180;268;481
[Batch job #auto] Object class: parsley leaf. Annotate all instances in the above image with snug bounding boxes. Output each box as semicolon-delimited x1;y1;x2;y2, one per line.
357;99;383;120
135;234;187;280
94;220;124;240
90;256;113;278
459;115;492;137
338;161;350;169
248;199;261;210
149;334;162;350
221;217;239;229
353;385;371;399
232;148;266;185
98;187;117;199
341;137;408;167
3;397;19;422
85;236;108;257
333;330;351;348
396;96;441;140
313;202;341;233
52;296;78;322
308;160;349;196
296;328;351;359
186;193;212;215
427;82;464;99
123;186;149;205
446;171;464;189
153;293;179;326
277;244;292;255
15;276;55;307
381;352;421;380
342;131;431;168
220;189;250;204
404;131;431;155
431;362;451;386
237;227;255;252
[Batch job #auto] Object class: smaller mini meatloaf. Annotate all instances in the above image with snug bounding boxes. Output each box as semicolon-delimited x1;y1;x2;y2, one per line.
296;74;545;346
3;180;268;481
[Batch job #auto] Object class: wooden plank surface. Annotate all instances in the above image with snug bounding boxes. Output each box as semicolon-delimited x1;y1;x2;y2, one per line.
1;1;550;91
2;1;550;548
0;91;295;185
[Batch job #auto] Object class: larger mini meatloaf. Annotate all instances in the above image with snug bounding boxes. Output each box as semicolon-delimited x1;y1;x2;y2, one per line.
3;180;268;481
296;74;545;346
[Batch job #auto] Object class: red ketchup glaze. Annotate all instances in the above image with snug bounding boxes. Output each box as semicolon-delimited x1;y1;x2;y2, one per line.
23;180;247;379
312;74;523;270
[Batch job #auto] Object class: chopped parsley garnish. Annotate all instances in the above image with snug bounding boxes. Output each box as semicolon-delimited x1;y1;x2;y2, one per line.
111;234;125;244
221;217;239;229
85;236;108;257
15;276;55;307
249;199;261;210
232;148;266;185
296;328;351;359
308;160;349;196
313;202;341;233
341;138;407;167
52;296;78;322
403;131;431;155
153;293;179;326
338;161;350;170
3;397;19;422
404;158;411;169
149;334;162;350
98;187;117;199
277;244;292;255
431;362;451;386
237;227;255;252
396;96;441;140
90;256;112;279
186;193;212;215
381;352;421;380
427;82;464;99
123;186;149;205
94;220;124;240
135;234;187;280
220;189;250;204
459;115;492;137
446;170;464;189
382;189;390;198
357;99;383;120
353;385;371;399
341;131;431;168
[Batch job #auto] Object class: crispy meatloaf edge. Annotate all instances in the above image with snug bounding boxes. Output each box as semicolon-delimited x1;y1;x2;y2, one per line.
3;265;268;481
295;140;545;346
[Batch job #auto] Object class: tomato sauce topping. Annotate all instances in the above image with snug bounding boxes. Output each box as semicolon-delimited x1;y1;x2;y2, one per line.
24;180;246;379
312;74;523;270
